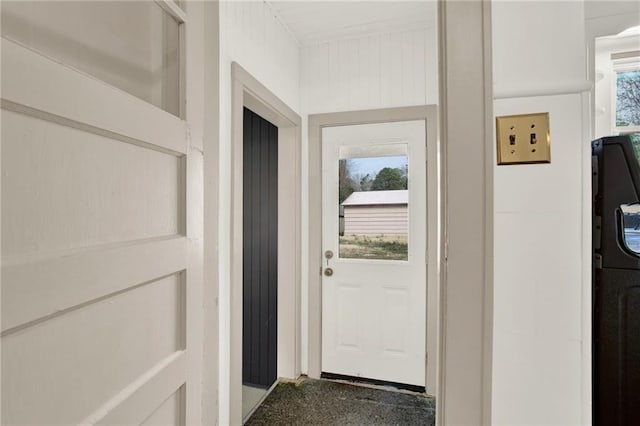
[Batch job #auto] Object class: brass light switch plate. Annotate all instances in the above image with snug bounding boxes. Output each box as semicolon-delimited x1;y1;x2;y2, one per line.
496;112;550;165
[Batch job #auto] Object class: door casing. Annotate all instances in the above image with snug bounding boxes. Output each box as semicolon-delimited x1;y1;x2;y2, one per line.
308;106;439;395
227;62;302;426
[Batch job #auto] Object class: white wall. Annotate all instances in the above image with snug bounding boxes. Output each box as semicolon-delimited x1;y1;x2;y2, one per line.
491;2;589;425
217;1;300;424
301;27;438;115
493;93;586;425
492;2;587;96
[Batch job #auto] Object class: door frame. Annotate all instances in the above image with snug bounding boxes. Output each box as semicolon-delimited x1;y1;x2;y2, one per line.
585;9;640;424
308;106;439;394
228;62;302;426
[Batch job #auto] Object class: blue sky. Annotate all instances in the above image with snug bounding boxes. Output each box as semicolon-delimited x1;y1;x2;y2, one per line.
348;155;407;177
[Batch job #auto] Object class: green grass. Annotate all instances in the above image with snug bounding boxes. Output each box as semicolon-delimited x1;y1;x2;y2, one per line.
339;235;408;261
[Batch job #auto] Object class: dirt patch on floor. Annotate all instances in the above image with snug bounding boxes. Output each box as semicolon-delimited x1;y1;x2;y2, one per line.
245;377;435;426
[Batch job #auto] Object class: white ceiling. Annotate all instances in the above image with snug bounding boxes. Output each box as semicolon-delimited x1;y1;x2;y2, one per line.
268;1;436;45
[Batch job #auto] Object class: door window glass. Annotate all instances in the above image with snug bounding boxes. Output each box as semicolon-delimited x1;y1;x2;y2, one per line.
621;203;640;255
338;144;409;261
625;132;640;164
1;1;181;116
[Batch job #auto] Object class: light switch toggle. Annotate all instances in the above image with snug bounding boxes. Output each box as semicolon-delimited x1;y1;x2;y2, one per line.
530;133;537;144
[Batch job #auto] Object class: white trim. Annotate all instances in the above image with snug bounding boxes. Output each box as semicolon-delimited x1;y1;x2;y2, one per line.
0;38;188;155
155;0;187;24
1;25;4;426
580;90;593;426
307;105;439;396
2;236;187;334
200;2;220;425
616;127;640;135
494;80;593;100
481;2;495;423
438;1;493;424
178;9;187;119
80;351;186;425
263;1;302;48
180;3;212;423
228;62;302;426
612;53;640;72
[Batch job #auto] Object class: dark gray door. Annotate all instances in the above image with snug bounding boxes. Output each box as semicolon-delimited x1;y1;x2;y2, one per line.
242;107;278;389
592;135;640;425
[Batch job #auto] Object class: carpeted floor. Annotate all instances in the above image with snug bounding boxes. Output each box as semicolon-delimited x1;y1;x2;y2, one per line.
245;378;435;425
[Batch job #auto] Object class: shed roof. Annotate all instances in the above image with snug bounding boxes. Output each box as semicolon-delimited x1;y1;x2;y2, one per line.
342;190;408;206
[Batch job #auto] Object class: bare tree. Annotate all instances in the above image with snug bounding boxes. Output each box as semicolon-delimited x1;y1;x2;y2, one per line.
617;71;640;126
339;159;357;203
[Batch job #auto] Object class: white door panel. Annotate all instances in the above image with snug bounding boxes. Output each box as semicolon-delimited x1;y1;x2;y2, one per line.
1;2;200;424
321;120;426;387
1;108;183;256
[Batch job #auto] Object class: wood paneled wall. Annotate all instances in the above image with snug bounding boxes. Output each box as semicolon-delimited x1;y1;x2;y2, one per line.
301;28;438;114
220;1;301;112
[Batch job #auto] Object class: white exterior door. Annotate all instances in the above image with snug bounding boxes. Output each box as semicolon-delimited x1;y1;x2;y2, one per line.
321;120;427;387
1;2;203;425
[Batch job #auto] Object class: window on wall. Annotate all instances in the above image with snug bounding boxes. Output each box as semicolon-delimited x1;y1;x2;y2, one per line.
612;51;640;159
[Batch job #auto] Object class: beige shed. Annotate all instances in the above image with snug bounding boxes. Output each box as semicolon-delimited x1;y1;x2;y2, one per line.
341;190;408;235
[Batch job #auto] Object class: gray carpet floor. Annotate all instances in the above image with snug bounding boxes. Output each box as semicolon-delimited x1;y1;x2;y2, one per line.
245;378;435;425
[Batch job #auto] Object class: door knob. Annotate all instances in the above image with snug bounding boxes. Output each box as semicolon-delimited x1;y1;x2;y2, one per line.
324;268;334;277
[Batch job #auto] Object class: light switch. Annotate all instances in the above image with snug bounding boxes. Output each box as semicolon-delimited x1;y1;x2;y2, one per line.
496;112;550;165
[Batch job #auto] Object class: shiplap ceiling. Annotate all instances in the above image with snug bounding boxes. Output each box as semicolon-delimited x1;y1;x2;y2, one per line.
268;1;436;45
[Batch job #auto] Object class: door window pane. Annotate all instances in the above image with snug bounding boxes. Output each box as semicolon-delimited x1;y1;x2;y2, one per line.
338;144;409;261
1;1;180;116
621;204;640;255
626;132;640;164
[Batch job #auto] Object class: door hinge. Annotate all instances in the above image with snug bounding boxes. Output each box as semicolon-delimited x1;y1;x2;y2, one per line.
593;215;602;249
594;253;603;270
